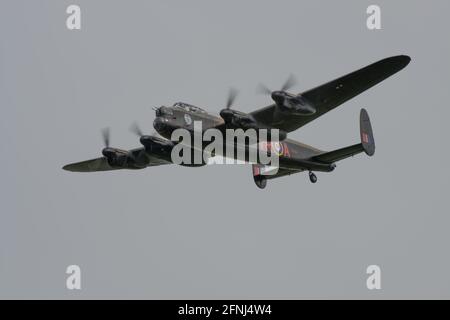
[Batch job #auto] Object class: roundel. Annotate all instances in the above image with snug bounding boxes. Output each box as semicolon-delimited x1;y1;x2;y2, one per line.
184;114;192;126
271;142;283;156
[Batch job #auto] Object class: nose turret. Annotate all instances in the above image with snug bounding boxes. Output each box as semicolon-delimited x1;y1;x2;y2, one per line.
153;117;166;133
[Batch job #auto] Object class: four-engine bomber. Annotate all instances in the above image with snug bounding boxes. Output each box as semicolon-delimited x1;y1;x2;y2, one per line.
63;55;411;188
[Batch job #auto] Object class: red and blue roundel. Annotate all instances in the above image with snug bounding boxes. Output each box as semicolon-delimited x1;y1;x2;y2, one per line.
271;141;284;156
184;114;192;125
258;141;285;156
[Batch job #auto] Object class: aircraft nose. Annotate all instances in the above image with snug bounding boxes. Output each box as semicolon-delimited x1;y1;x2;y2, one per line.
153;117;165;132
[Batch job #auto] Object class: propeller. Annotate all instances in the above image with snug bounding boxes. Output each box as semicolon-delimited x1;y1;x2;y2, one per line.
130;122;144;137
220;88;240;122
225;87;239;110
219;87;287;140
129;122;152;164
101;127;117;161
101;127;110;148
256;83;272;95
100;125;148;167
257;74;297;95
281;74;297;91
130;121;159;139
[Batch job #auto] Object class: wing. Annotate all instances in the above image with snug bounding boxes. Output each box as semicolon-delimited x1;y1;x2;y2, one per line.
250;55;411;132
62;148;171;172
62;157;120;172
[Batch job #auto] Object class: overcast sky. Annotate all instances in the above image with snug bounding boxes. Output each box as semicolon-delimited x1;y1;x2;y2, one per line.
1;0;449;298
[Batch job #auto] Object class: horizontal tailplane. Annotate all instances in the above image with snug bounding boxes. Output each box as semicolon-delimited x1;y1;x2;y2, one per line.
312;108;375;163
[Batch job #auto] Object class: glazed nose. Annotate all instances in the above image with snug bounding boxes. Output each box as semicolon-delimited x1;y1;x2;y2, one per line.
153;117;165;132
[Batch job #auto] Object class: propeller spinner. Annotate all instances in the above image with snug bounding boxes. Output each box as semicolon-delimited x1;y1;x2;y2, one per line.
258;74;315;115
219;88;239;122
101;127;116;158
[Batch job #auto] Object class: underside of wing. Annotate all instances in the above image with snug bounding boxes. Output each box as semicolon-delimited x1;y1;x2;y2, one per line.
250;55;411;132
62;157;119;172
63;148;171;173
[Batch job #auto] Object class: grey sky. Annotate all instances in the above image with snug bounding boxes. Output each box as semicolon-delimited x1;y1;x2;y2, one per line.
1;0;449;299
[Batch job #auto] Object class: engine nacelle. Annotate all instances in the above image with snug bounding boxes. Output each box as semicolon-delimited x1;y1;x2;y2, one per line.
271;91;316;116
139;135;174;153
102;147;134;167
220;109;287;141
220;109;254;127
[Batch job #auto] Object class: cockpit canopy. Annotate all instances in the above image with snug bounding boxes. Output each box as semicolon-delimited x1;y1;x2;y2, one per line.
173;102;206;113
155;106;173;117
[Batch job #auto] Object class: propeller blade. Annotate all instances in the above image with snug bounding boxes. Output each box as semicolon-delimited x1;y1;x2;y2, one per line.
256;83;272;95
130;122;143;137
131;121;162;139
151;129;160;137
281;74;297;92
101;127;110;148
225;87;238;110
